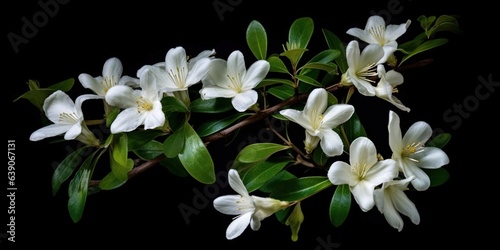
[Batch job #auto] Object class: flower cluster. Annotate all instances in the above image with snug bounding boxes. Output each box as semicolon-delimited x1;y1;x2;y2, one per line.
20;13;457;242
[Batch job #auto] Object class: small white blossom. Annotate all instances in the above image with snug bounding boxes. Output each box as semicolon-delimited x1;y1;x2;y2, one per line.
213;169;289;240
388;110;449;191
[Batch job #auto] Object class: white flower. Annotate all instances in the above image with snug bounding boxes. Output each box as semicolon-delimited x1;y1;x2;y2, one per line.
328;137;398;212
138;46;214;94
346;15;411;64
213;169;289;240
78;57;139;97
280;88;354;157
388;110;450;191
105;69;165;134
341;40;384;96
30;90;100;146
374;177;420;232
374;65;410;112
200;50;270;112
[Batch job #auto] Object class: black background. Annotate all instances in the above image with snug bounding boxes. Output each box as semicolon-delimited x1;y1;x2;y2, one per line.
4;0;498;249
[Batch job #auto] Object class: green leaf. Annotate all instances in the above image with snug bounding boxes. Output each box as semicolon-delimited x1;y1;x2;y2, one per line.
197;113;252;137
242;157;294;193
190;98;233;113
52;146;91;196
160;156;189;178
179;122;215;184
295;74;322;87
399;38;448;66
237;143;291;163
161;96;189;113
13;78;75;111
246;20;267;60
268;85;295;101
163;127;186;158
67;149;104;223
329;184;351;227
280;48;308;69
322;29;348;74
110;133;131;181
257;78;295;89
99;171;128;190
259;170;296;193
127;129;165;151
312;146;328;167
427;133;451;148
267;55;289;74
307;49;341;64
106;107;120;128
134;140;164;160
425;168;450;187
270;176;332;201
289;17;314;49
300;62;338;75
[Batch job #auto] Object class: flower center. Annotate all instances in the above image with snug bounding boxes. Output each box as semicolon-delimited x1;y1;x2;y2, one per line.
59;112;79;124
353;163;371;181
102;76;117;94
168;66;187;89
136;96;153;112
402;142;424;162
357;62;378;83
368;25;386;45
227;73;243;93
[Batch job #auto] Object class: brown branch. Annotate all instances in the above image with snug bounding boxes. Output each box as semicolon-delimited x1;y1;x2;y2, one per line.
89;154;165;187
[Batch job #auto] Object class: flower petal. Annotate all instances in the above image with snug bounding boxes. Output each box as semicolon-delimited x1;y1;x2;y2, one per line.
400;158;431;191
226;212;252;240
385;20;411;41
279;109;313;132
303;88;328;121
391;187;420;226
241;60;270;90
43;90;76;124
232;90;258;112
327;161;358;186
102;57;123;79
201;59;228;87
403;121;432;146
143;104;165;130
213;195;245;215
350;181;376;212
78;74;106;96
64;122;83;140
319;129;343;157
185;57;212;88
29;124;73;141
105;85;140;109
413;147;449;169
228;169;250;198
227;51;246;79
388;110;403;155
200;86;237;99
350;137;378;168
110;108;146;134
365;159;398;186
321;104;355;129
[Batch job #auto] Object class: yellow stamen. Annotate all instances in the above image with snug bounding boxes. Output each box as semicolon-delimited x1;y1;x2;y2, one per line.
136;96;153;113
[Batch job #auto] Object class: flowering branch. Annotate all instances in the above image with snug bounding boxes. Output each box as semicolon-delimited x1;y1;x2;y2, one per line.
16;13;459;243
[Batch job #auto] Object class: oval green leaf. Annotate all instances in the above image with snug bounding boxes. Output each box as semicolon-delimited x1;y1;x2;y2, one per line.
237;143;291;163
267;55;289;74
427;133;451;149
268;85;295;101
190;98;233;113
322;28;348;74
242;157;294;193
246;20;267;60
197;113;251;137
270;176;332;201
163;127;186;158
330;184;351;227
179;123;215;184
52;145;91;196
289;17;314;49
161;96;189;113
